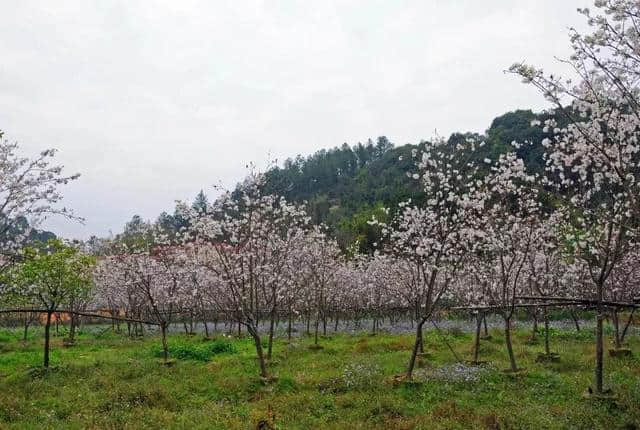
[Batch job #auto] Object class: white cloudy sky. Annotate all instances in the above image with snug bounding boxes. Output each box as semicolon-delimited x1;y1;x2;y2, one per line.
1;0;591;239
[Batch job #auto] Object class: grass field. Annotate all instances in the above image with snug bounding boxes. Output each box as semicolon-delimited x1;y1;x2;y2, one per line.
0;324;638;429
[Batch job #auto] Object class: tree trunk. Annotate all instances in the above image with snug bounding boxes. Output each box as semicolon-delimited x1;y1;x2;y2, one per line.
44;311;53;368
69;314;77;343
620;309;635;344
267;308;276;360
543;307;550;356
504;316;518;372
473;312;482;363
248;326;268;378
406;318;427;379
287;310;292;341
23;314;30;342
483;314;489;336
531;310;538;340
161;323;169;363
570;308;581;331
322;315;327;336
203;319;209;338
595;313;604;393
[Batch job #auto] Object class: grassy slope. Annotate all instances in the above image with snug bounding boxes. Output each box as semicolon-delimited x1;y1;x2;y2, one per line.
0;325;638;429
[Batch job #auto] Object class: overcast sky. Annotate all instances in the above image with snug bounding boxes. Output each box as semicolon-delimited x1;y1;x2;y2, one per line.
1;1;592;239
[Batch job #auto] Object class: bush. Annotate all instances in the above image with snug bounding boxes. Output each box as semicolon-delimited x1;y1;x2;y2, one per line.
152;339;235;361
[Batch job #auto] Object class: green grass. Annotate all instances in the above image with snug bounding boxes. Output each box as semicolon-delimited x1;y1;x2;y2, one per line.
0;325;638;429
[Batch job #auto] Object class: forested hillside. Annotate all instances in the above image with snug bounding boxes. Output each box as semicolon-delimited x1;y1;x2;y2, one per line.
262;109;555;252
121;109;558;254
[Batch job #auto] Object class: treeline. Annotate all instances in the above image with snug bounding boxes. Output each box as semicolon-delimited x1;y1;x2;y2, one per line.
112;109;558;254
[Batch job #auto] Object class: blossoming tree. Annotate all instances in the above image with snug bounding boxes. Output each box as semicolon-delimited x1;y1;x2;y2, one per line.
178;172;310;377
510;0;640;393
372;136;486;378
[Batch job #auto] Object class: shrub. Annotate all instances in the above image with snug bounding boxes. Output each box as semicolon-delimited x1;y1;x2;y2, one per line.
151;339;235;361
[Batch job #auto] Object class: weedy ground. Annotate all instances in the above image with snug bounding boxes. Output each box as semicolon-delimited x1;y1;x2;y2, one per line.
0;323;638;429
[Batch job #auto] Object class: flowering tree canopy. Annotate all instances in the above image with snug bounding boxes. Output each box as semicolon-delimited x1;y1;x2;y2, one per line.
0;132;80;267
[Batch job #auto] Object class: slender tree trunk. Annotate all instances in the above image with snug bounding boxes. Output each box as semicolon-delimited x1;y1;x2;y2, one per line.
334;314;339;332
595;312;605;393
248;326;268;378
314;315;320;346
322;314;327;336
203;319;209;338
406;318;427;379
418;324;424;353
267;308;276;360
69;314;77;343
570;308;581;331
504;316;518;372
620;309;635;344
287;310;292;341
473;312;482;363
44;311;53;368
543;307;550;356
23;314;30;342
161;323;169;363
531;310;538;340
483;314;489;337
